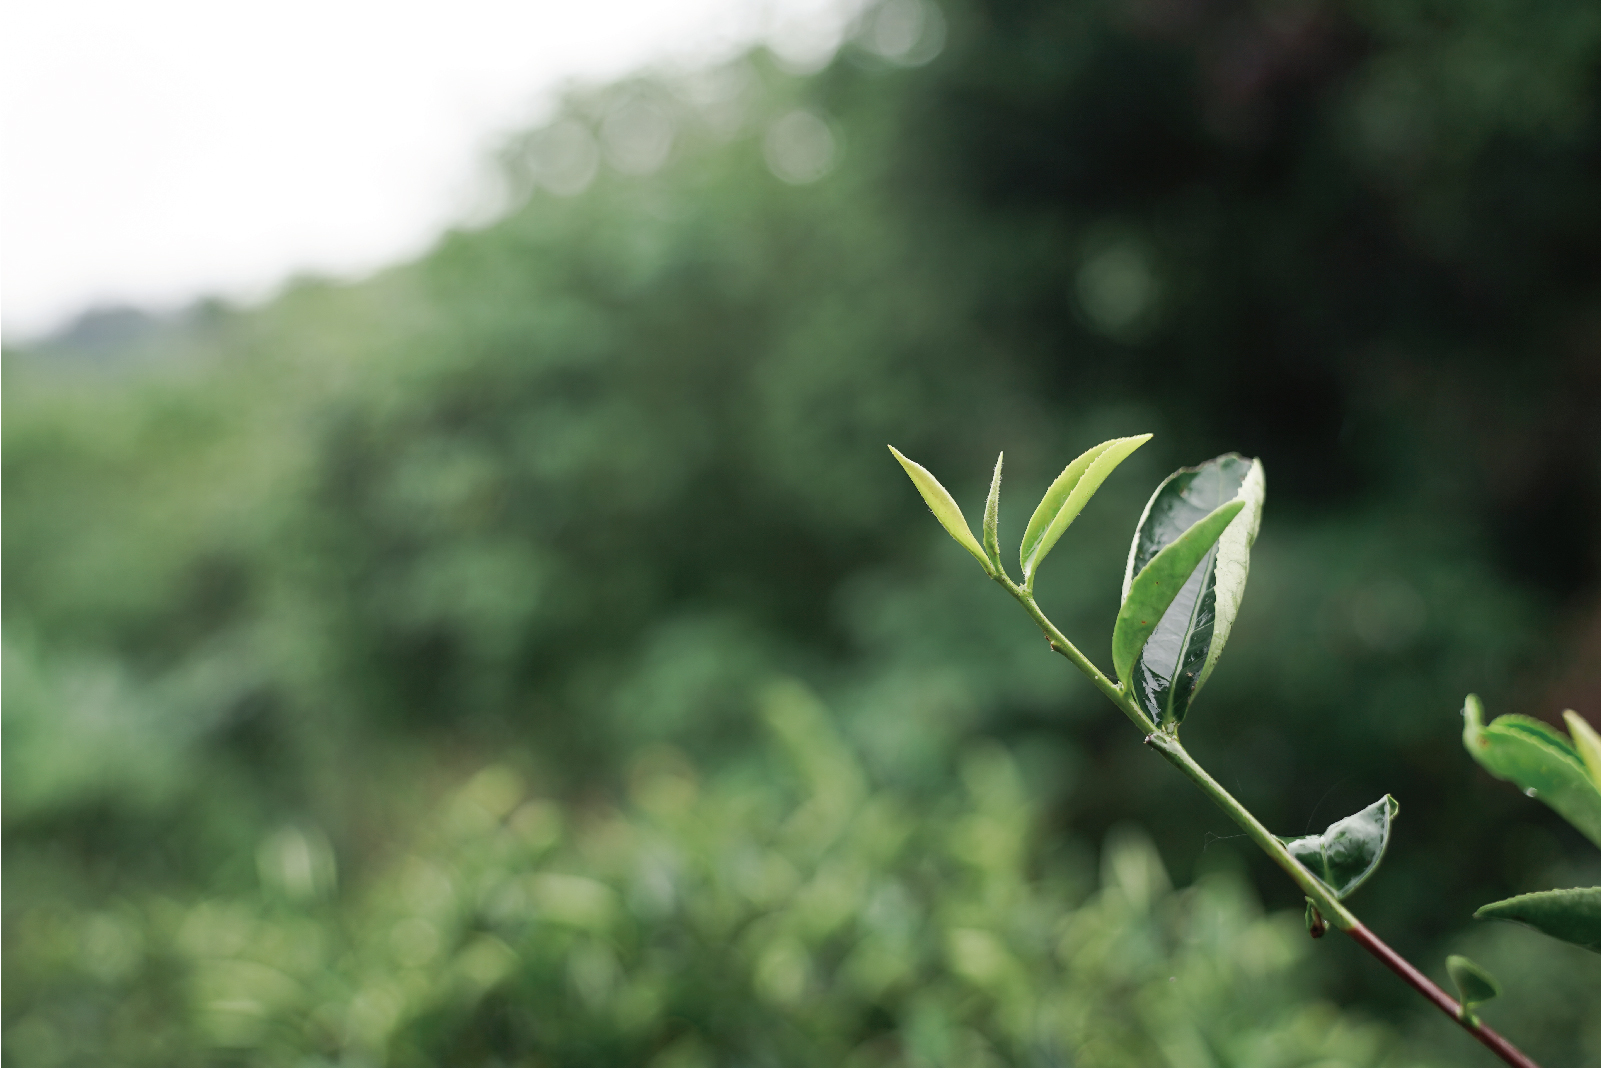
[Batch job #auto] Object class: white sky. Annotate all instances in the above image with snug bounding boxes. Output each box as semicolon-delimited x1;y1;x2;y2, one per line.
0;0;858;339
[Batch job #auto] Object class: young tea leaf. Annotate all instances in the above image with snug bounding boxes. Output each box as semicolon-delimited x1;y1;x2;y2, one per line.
1111;500;1242;724
1279;795;1399;900
1019;434;1150;584
1564;710;1601;790
1111;453;1260;727
889;446;994;576
983;452;1004;570
1446;954;1500;1015
1194;458;1264;697
1475;887;1601;954
1462;695;1601;850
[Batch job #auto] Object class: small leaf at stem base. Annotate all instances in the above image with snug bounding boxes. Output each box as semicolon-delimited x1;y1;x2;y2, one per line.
1278;795;1398;900
1111;454;1263;727
889;446;994;576
1475;887;1601;954
982;452;1004;571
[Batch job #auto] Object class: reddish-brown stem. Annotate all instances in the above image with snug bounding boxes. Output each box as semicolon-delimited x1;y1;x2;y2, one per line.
1345;922;1540;1068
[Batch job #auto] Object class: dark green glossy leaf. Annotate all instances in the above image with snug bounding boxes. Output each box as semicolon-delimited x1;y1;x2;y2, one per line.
1446;955;1500;1010
1462;695;1601;850
889;446;993;576
1111;453;1260;726
1278;795;1398;900
1564;710;1601;789
982;452;1004;570
1475;887;1601;954
1019;434;1150;584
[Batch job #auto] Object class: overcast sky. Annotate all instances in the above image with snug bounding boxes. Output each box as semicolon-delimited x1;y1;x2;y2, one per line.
1;0;860;339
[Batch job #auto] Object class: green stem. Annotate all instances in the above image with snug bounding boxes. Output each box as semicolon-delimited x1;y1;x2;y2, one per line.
1001;587;1541;1067
999;577;1154;735
1143;731;1356;929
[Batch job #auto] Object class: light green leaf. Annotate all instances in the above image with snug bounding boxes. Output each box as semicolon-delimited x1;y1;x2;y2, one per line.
1446;955;1500;1014
1462;695;1601;850
1303;899;1328;937
1564;710;1601;790
1278;795;1398;900
1019;434;1151;584
1112;453;1260;726
983;452;1004;570
1475;887;1601;954
889;446;994;576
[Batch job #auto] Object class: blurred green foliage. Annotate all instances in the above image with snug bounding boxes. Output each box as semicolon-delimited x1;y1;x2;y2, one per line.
6;0;1601;1063
8;683;1429;1067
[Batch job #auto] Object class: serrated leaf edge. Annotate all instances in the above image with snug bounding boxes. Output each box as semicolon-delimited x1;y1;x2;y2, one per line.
1193;458;1264;697
1020;443;1110;577
1278;794;1398;900
1445;954;1500;1007
983;452;1004;570
889;446;994;576
1463;697;1601;850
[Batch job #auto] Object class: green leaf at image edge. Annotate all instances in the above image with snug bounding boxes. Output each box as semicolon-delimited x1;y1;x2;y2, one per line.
1445;954;1500;1011
1019;434;1151;583
1278;795;1399;900
889;446;994;576
1475;887;1601;954
1462;695;1601;849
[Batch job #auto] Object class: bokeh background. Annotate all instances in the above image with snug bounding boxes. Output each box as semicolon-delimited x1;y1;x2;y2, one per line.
6;0;1601;1064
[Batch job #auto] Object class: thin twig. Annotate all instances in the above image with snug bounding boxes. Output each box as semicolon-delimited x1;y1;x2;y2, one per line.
1004;585;1543;1068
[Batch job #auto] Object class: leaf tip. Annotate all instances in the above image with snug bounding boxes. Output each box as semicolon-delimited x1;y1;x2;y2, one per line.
987;450;1005;489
